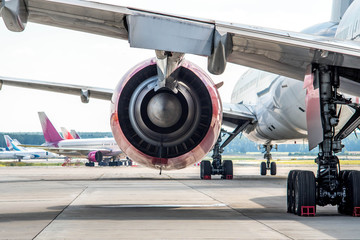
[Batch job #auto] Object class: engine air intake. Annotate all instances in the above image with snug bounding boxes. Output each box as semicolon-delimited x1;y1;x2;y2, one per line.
117;64;212;158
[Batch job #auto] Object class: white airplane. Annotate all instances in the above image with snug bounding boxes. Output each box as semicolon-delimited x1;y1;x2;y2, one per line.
0;0;360;216
0;135;59;161
34;112;123;164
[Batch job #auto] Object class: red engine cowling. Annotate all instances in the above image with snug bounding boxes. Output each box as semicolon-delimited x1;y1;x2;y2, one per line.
88;151;103;162
110;58;222;170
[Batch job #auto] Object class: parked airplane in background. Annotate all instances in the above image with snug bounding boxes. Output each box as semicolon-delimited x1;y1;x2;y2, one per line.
1;135;59;161
61;127;75;140
34;112;123;164
1;0;360;216
61;127;81;139
70;130;81;139
4;134;15;151
5;135;27;151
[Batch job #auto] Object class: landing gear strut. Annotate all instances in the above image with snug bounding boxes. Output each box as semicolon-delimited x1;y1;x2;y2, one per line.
287;65;360;216
260;145;277;176
200;131;233;180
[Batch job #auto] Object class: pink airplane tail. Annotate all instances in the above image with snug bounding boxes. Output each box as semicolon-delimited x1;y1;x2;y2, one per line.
38;112;63;144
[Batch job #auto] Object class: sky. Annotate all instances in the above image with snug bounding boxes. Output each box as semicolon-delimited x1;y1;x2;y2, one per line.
0;0;332;132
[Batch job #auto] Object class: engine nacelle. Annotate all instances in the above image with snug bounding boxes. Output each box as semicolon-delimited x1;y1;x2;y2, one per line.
110;58;222;170
88;151;103;162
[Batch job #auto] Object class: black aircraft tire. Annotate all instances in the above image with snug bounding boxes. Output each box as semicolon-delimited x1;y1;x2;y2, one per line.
270;162;277;175
291;170;300;213
338;170;351;214
200;161;205;179
200;160;212;179
223;160;233;179
294;171;316;216
287;170;297;213
344;171;360;215
260;161;267;176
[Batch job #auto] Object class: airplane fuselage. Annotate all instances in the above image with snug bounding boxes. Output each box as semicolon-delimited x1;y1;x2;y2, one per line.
231;70;307;145
49;137;122;158
230;0;360;146
0;149;58;160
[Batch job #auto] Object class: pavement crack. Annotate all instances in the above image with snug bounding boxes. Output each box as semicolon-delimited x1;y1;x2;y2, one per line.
32;186;88;240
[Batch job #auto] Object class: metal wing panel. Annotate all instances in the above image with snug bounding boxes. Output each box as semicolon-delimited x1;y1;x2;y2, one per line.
0;76;113;101
222;102;256;124
221;102;256;149
127;12;214;56
2;0;360;83
26;0;130;39
218;23;360;80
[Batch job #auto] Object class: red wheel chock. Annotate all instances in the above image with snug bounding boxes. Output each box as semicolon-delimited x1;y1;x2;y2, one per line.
204;175;211;180
301;206;315;216
226;175;233;179
353;207;360;217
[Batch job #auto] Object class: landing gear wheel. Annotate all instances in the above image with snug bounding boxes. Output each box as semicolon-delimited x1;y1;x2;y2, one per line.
85;162;95;167
270;162;277;176
294;171;316;216
341;170;360;215
200;160;212;180
338;170;351;214
287;170;298;213
222;160;233;179
260;161;267;175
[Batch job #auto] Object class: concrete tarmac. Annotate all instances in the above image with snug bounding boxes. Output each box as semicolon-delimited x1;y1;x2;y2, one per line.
0;164;360;239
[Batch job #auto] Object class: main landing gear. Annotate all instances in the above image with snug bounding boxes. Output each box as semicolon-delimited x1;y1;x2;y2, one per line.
200;132;233;180
287;65;360;216
260;145;277;176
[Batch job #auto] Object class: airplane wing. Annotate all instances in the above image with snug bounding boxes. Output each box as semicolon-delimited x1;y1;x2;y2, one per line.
0;76;113;103
221;103;256;149
2;0;360;83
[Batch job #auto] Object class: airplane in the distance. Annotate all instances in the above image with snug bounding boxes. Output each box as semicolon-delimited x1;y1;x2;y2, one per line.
33;112;124;165
61;127;76;140
70;129;81;139
1;135;59;161
60;128;81;140
0;0;360;216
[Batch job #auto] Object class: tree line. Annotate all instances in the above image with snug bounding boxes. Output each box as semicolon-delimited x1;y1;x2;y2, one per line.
1;132;360;154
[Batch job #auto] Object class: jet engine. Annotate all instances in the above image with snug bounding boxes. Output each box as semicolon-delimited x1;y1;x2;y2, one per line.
88;151;103;162
110;58;222;170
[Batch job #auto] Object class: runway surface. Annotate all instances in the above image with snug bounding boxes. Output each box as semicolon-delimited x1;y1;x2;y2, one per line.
0;164;360;239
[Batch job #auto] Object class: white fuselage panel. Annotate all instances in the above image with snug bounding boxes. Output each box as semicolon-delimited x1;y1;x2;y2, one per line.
231;69;308;144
